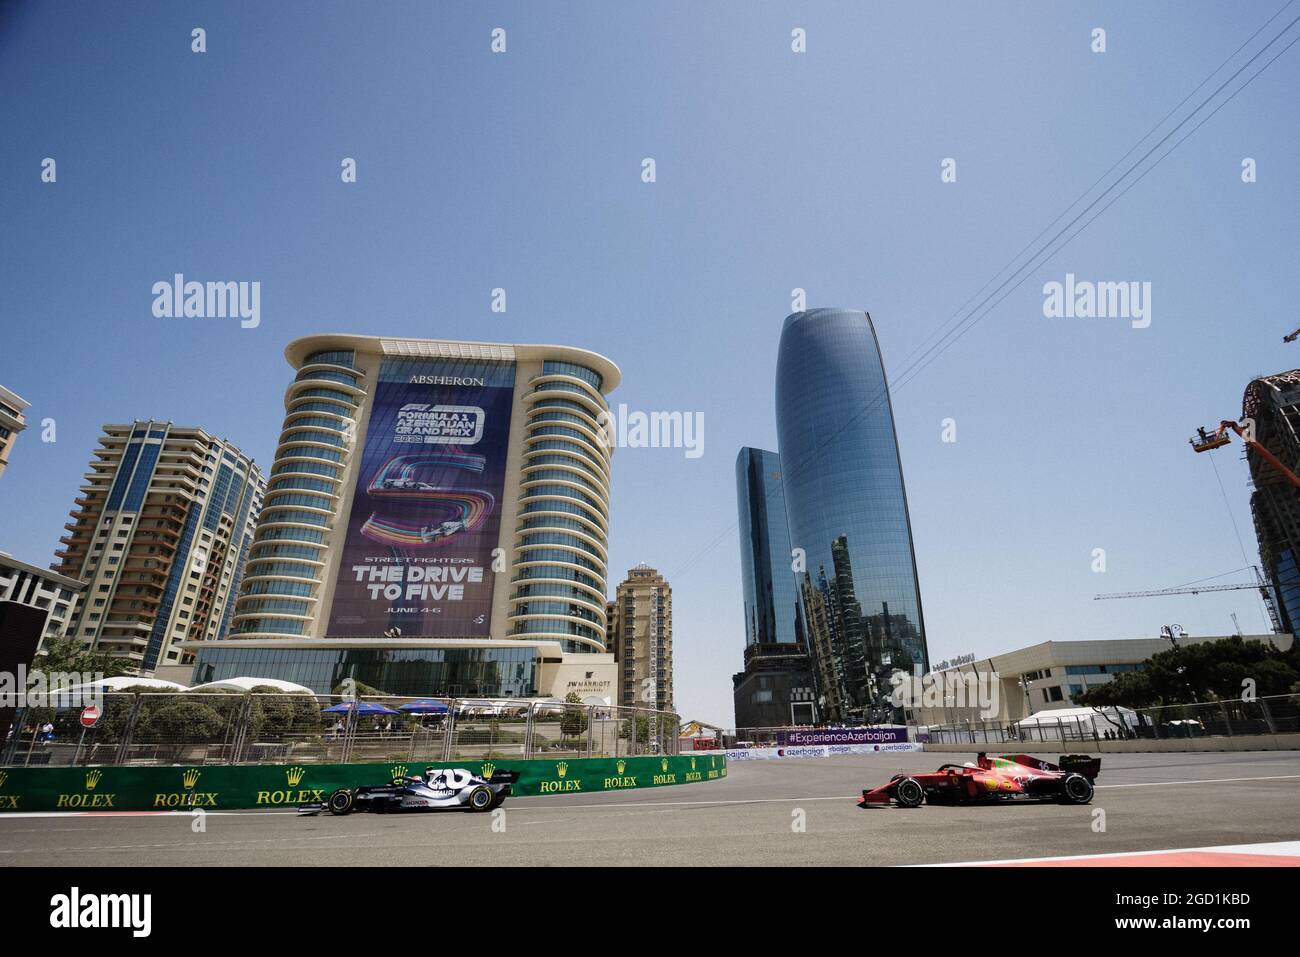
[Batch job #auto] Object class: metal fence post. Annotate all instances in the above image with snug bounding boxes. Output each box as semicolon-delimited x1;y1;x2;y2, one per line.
230;694;254;764
1219;700;1234;736
442;700;458;762
585;706;594;757
523;702;536;759
114;694;145;766
1260;696;1277;734
2;707;27;765
341;703;357;764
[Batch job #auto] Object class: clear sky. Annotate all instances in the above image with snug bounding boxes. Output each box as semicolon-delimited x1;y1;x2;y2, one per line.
2;2;1298;727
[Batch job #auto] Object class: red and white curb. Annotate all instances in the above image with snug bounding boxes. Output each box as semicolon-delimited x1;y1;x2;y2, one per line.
919;840;1300;867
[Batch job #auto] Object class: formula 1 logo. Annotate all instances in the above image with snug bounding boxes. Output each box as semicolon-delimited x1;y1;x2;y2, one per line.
395;405;485;445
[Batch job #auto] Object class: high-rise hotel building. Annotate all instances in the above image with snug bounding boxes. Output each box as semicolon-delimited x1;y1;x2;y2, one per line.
54;422;264;672
189;335;622;701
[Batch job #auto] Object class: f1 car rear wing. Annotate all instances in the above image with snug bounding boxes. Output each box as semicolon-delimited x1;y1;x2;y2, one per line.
481;769;520;784
1057;754;1101;781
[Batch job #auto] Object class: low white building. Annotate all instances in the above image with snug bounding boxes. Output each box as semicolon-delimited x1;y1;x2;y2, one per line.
907;633;1294;725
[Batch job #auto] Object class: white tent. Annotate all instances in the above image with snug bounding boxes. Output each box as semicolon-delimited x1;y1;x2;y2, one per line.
41;675;190;706
186;676;314;694
61;676;189;694
1016;706;1138;734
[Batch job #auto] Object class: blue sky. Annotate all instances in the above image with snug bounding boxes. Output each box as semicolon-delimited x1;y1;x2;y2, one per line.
2;1;1298;727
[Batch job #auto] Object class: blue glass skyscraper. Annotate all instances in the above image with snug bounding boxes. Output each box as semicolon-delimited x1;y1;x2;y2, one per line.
775;309;929;721
733;447;815;728
735;448;800;647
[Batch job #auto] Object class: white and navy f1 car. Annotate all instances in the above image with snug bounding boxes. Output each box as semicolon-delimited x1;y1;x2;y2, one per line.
299;767;519;816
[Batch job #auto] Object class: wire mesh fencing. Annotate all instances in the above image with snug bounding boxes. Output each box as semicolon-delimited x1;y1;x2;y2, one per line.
918;694;1300;745
1;692;681;768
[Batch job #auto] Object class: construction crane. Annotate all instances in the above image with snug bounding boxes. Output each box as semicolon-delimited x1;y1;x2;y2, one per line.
1095;566;1284;634
1189;419;1300;488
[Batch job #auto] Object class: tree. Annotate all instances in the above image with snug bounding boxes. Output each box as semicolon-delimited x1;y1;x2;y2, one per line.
331;678;387;698
559;692;589;740
131;696;231;761
245;686;322;740
1074;637;1299;708
1074;671;1156;708
30;634;128;680
620;712;676;746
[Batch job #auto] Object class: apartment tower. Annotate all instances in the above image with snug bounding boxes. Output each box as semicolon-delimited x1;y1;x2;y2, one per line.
53;421;264;672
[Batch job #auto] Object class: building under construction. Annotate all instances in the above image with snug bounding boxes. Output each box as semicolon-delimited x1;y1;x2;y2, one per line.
1244;369;1300;633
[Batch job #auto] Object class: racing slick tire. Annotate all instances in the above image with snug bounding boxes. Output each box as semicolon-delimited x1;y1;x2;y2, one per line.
467;786;494;812
327;788;356;815
1059;772;1094;805
894;777;925;808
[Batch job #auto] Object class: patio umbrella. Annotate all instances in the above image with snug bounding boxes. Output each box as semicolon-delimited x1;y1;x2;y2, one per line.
321;701;399;715
398;699;449;714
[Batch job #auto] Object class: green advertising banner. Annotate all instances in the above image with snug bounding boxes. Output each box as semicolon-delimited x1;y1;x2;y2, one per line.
0;754;727;812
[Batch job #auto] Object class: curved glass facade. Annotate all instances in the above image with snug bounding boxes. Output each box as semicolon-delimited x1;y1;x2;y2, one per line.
511;363;612;651
775;309;928;722
232;349;361;638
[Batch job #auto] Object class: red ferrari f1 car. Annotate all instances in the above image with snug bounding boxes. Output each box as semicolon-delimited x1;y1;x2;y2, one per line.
858;752;1100;808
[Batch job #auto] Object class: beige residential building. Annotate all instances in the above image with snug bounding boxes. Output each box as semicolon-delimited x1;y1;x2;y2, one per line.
610;563;673;712
53;421;264;673
0;384;30;480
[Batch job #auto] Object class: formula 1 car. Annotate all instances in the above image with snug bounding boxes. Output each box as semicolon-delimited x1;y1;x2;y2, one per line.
299;766;518;816
858;753;1100;808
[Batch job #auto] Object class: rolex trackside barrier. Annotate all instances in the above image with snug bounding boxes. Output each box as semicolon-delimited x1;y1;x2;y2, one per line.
0;754;727;812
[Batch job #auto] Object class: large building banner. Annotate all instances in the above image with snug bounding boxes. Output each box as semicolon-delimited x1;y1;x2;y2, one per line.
326;357;516;637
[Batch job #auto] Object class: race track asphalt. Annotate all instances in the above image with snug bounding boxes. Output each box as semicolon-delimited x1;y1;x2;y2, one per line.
2;750;1298;866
